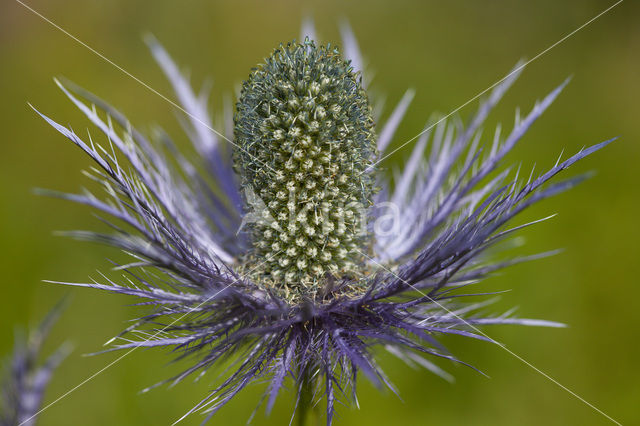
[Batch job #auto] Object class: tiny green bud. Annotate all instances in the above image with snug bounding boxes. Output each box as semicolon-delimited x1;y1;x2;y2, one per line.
234;39;376;302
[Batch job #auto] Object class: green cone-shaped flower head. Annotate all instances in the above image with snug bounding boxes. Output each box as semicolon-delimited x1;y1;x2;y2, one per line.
234;39;377;302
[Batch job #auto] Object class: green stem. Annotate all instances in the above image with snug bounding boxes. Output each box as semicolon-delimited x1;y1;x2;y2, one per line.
297;368;320;426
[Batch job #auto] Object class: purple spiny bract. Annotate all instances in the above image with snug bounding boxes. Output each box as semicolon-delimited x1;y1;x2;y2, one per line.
0;306;68;426
32;21;612;425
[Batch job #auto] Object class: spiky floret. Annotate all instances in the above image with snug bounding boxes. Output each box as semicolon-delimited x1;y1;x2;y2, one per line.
234;39;377;301
31;25;613;426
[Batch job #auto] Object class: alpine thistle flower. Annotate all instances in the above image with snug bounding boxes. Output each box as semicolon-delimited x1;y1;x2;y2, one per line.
33;23;612;425
0;307;68;426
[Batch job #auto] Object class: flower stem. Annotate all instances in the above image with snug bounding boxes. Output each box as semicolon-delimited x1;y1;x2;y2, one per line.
297;368;320;426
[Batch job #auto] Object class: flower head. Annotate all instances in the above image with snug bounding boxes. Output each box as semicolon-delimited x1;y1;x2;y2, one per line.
235;39;376;301
33;23;612;425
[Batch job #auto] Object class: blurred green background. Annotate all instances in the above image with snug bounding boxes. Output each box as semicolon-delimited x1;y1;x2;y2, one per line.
1;0;638;425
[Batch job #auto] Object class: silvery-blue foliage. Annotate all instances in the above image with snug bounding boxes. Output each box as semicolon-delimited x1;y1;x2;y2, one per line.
33;21;612;425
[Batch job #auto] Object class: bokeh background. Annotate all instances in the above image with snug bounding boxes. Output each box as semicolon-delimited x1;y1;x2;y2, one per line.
1;1;638;425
